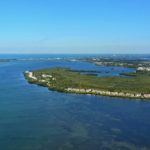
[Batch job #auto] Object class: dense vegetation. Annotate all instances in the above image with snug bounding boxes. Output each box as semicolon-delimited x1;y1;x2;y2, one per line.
25;67;150;94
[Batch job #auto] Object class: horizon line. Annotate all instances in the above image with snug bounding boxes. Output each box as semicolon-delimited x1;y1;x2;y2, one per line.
0;53;150;55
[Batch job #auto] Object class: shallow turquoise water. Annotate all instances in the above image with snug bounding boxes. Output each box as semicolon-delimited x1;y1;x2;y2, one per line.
0;54;150;150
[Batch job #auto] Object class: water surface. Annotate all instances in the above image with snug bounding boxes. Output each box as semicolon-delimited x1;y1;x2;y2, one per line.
0;54;150;150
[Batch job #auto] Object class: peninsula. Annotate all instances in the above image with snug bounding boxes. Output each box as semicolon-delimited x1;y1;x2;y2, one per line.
24;67;150;99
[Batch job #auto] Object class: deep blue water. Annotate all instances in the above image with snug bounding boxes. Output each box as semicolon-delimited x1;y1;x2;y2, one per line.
0;54;150;150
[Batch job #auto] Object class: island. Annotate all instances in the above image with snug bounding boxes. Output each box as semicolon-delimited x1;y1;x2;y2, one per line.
24;67;150;99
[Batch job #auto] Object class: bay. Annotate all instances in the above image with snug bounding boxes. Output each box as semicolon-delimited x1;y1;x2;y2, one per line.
0;54;150;150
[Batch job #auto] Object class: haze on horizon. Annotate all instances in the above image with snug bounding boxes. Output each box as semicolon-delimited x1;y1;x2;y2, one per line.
0;0;150;54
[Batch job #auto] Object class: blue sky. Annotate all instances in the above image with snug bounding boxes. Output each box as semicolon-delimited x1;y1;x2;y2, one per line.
0;0;150;54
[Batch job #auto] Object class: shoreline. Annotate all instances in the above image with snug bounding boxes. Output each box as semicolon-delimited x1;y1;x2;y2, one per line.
65;88;150;99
